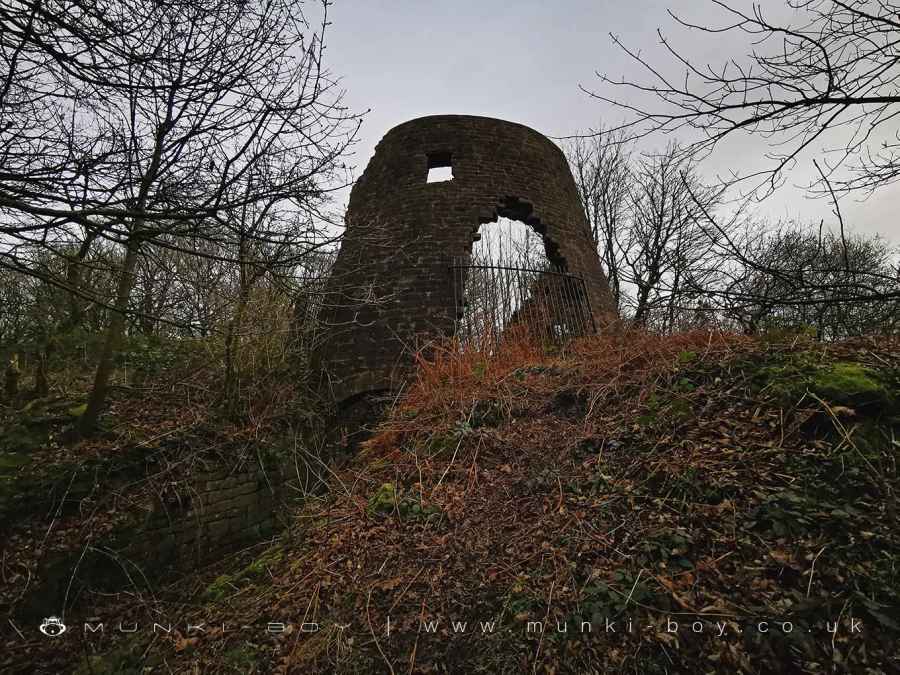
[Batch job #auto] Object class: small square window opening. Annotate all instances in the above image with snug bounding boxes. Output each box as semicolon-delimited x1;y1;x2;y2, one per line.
426;152;453;183
427;166;453;182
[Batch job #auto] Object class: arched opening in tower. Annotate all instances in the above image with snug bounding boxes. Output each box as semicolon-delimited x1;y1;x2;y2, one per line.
452;211;594;349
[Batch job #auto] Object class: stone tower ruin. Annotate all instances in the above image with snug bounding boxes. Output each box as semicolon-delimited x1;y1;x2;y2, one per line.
314;115;617;403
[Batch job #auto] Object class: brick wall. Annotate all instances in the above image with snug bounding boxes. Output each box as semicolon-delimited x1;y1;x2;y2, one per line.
126;458;291;569
12;450;300;621
315;114;618;402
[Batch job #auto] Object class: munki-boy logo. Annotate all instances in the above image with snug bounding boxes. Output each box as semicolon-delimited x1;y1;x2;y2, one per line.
39;617;67;637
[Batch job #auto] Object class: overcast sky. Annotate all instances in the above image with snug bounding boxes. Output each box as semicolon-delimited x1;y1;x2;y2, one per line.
325;0;898;244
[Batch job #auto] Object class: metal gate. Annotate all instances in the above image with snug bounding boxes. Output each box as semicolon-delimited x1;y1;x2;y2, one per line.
450;256;596;350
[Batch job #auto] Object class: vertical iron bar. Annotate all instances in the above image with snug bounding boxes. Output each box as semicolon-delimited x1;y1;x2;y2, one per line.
502;265;510;340
545;269;555;345
541;270;553;345
560;271;575;337
502;264;513;341
498;258;507;349
557;267;568;340
548;266;562;345
461;257;467;349
581;276;598;335
562;269;580;337
519;264;531;341
451;256;457;340
556;267;568;340
525;266;537;343
490;255;500;350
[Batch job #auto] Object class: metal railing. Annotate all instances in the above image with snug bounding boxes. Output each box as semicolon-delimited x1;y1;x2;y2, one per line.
450;255;596;350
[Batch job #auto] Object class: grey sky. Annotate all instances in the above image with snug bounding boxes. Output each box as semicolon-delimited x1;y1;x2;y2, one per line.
326;0;898;244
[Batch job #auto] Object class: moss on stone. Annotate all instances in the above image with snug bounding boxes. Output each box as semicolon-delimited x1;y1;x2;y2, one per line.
810;362;894;410
20;398;40;413
849;420;893;458
243;546;283;578
203;573;236;602
367;482;398;514
0;452;31;472
202;546;285;602
398;499;442;521
0;396;91;453
752;353;896;413
67;403;87;417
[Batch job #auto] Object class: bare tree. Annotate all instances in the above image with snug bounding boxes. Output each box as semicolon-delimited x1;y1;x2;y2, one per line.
586;0;900;198
217;173;335;416
623;145;725;329
1;0;360;432
566;139;725;331
708;221;900;337
565;130;632;310
577;2;900;334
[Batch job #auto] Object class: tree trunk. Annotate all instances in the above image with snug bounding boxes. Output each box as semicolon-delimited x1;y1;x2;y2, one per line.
79;235;141;434
222;289;250;417
632;283;652;327
3;355;20;403
33;352;49;398
62;233;97;332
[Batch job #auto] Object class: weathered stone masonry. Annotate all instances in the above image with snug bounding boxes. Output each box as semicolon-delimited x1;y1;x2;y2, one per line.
129;459;288;569
316;115;617;402
12;450;294;621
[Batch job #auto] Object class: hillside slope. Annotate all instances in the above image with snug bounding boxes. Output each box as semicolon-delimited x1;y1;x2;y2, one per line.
35;333;900;673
